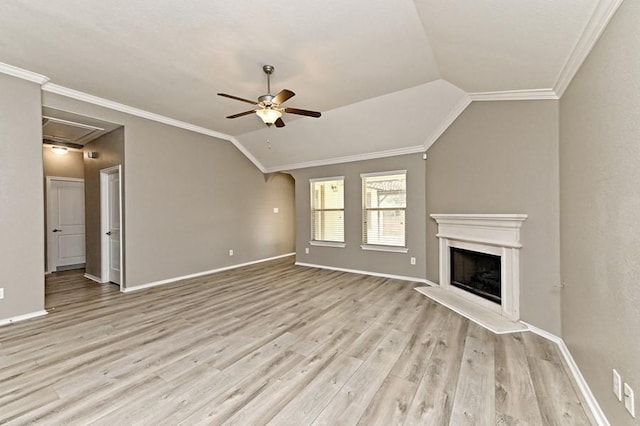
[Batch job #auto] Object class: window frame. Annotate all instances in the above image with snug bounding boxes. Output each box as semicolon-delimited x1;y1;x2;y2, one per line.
360;170;408;253
309;176;346;247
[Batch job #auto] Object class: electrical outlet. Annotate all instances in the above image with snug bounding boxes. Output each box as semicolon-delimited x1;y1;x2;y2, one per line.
305;248;309;254
410;257;416;265
0;287;4;299
273;207;279;213
229;249;234;256
614;369;622;401
624;383;635;418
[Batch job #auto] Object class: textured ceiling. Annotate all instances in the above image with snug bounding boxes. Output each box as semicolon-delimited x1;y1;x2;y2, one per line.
0;0;605;170
414;0;599;92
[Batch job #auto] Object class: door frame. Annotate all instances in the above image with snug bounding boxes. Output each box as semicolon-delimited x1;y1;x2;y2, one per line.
100;165;123;287
45;176;85;274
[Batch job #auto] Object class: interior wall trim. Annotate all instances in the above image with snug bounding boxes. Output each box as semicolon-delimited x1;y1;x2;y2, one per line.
523;321;610;426
423;95;472;151
83;273;105;284
0;310;48;327
121;252;295;293
295;261;428;284
469;89;559;101
40;83;267;173
553;0;624;97
265;145;427;173
2;0;623;176
0;62;50;85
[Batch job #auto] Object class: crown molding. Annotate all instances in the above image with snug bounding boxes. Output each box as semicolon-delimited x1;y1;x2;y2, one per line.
0;62;50;85
554;0;624;97
42;83;266;172
265;145;426;173
424;95;471;151
4;0;623;178
469;89;559;101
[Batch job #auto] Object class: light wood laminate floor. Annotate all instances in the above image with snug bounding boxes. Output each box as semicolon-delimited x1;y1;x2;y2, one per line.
1;257;592;425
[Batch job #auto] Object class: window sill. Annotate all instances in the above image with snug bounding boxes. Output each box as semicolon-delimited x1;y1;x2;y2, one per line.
360;244;408;253
310;241;346;248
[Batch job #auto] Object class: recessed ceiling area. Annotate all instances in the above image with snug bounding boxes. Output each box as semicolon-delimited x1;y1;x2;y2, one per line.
0;0;614;171
42;107;122;147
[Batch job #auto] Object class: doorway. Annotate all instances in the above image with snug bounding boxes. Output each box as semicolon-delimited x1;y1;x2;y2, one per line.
100;165;123;286
46;177;86;273
41;107;125;297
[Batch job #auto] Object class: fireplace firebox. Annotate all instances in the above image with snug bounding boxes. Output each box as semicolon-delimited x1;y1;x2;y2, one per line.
450;247;501;304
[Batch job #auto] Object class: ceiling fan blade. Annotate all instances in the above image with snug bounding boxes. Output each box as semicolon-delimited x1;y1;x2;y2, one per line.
274;117;285;128
285;107;322;118
273;89;295;105
226;110;256;119
218;93;258;106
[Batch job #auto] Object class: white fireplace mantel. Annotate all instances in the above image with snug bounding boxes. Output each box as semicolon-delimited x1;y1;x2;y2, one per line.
431;213;527;323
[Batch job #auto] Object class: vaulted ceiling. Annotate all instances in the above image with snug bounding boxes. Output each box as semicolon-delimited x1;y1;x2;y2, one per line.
0;0;619;171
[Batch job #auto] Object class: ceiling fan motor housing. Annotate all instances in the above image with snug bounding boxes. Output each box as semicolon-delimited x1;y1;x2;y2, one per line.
259;94;275;105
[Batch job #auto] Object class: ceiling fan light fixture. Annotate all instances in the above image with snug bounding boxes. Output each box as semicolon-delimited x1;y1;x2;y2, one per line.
256;108;282;125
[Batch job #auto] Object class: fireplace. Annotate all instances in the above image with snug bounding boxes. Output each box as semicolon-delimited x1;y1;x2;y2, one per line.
450;247;501;304
431;214;527;321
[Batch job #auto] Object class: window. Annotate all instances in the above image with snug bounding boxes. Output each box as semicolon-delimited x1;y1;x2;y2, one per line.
310;177;344;244
362;171;406;248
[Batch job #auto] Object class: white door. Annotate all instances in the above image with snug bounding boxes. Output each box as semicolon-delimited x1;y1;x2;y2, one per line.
47;178;85;272
101;166;122;286
107;172;121;284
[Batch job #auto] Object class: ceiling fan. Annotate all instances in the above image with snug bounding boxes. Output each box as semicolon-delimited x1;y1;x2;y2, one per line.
218;65;321;128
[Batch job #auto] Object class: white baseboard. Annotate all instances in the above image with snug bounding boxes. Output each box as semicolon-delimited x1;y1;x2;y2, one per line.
0;310;48;327
522;322;609;426
294;262;428;284
122;253;295;293
84;273;105;283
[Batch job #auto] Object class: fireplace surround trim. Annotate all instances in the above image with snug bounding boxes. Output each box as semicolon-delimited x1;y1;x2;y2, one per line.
431;213;527;321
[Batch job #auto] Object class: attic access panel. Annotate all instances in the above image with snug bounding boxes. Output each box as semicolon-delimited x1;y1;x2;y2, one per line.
42;117;105;145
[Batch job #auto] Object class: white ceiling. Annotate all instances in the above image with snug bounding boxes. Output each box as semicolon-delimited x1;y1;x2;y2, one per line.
0;0;608;171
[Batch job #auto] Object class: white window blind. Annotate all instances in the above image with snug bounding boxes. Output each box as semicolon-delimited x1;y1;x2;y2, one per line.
362;171;406;247
310;177;344;243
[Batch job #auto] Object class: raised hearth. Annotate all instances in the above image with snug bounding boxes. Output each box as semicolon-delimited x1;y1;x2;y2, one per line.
428;214;527;326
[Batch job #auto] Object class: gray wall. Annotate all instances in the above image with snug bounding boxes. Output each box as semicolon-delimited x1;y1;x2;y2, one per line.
560;0;640;423
425;101;561;335
0;74;45;321
42;92;295;289
290;153;426;280
83;128;125;278
43;148;84;179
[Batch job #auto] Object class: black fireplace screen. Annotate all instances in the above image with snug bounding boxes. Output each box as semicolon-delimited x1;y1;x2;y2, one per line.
450;247;501;304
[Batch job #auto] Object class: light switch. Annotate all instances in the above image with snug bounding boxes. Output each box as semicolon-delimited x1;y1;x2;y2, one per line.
624;383;635;418
613;369;622;401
